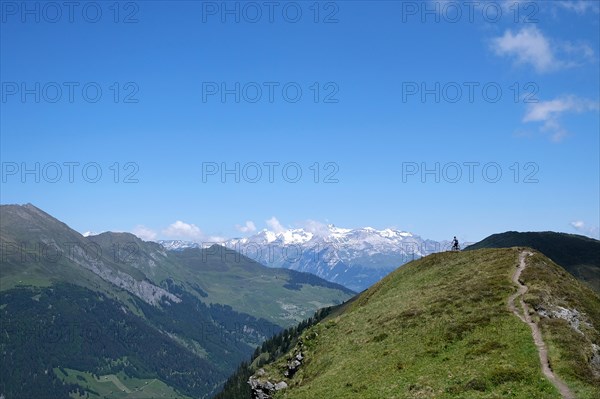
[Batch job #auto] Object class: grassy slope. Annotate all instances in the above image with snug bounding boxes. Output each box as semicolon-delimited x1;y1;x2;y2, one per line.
168;249;353;327
253;248;599;399
520;251;600;398
0;205;147;295
465;231;600;292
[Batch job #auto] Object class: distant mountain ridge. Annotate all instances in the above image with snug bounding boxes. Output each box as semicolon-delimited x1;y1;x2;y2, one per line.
158;239;202;251
160;225;452;292
0;204;353;398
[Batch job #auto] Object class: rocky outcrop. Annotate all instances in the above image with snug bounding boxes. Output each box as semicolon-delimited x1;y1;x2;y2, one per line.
248;342;304;398
248;370;288;399
284;347;304;378
536;305;591;334
591;344;600;377
69;243;181;306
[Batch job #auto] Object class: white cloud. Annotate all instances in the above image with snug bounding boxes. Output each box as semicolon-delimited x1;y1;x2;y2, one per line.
205;235;227;243
491;26;556;73
523;96;594;121
570;221;585;229
556;1;600;15
236;220;257;233
491;26;594;73
570;221;599;239
561;41;595;62
300;219;331;237
266;217;286;233
163;220;204;241
522;96;599;141
132;225;157;241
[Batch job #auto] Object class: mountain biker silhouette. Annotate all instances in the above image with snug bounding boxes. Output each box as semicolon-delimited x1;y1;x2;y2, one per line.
451;236;460;251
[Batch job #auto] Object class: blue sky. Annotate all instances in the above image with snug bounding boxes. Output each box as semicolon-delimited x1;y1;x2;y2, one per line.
1;0;599;242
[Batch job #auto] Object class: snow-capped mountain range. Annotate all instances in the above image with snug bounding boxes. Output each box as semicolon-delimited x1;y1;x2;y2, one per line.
158;226;458;292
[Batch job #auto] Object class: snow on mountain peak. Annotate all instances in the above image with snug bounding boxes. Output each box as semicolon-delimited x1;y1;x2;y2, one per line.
158;225;418;250
237;225;417;245
157;240;201;251
280;229;313;244
156;225;447;291
328;225;352;234
379;228;413;238
262;229;278;243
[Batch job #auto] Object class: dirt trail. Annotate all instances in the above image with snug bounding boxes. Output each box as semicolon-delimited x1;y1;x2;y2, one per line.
508;251;575;399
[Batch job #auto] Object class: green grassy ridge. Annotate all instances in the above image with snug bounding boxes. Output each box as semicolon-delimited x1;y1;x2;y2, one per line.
519;251;600;397
0;204;139;295
248;248;600;399
465;231;600;292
